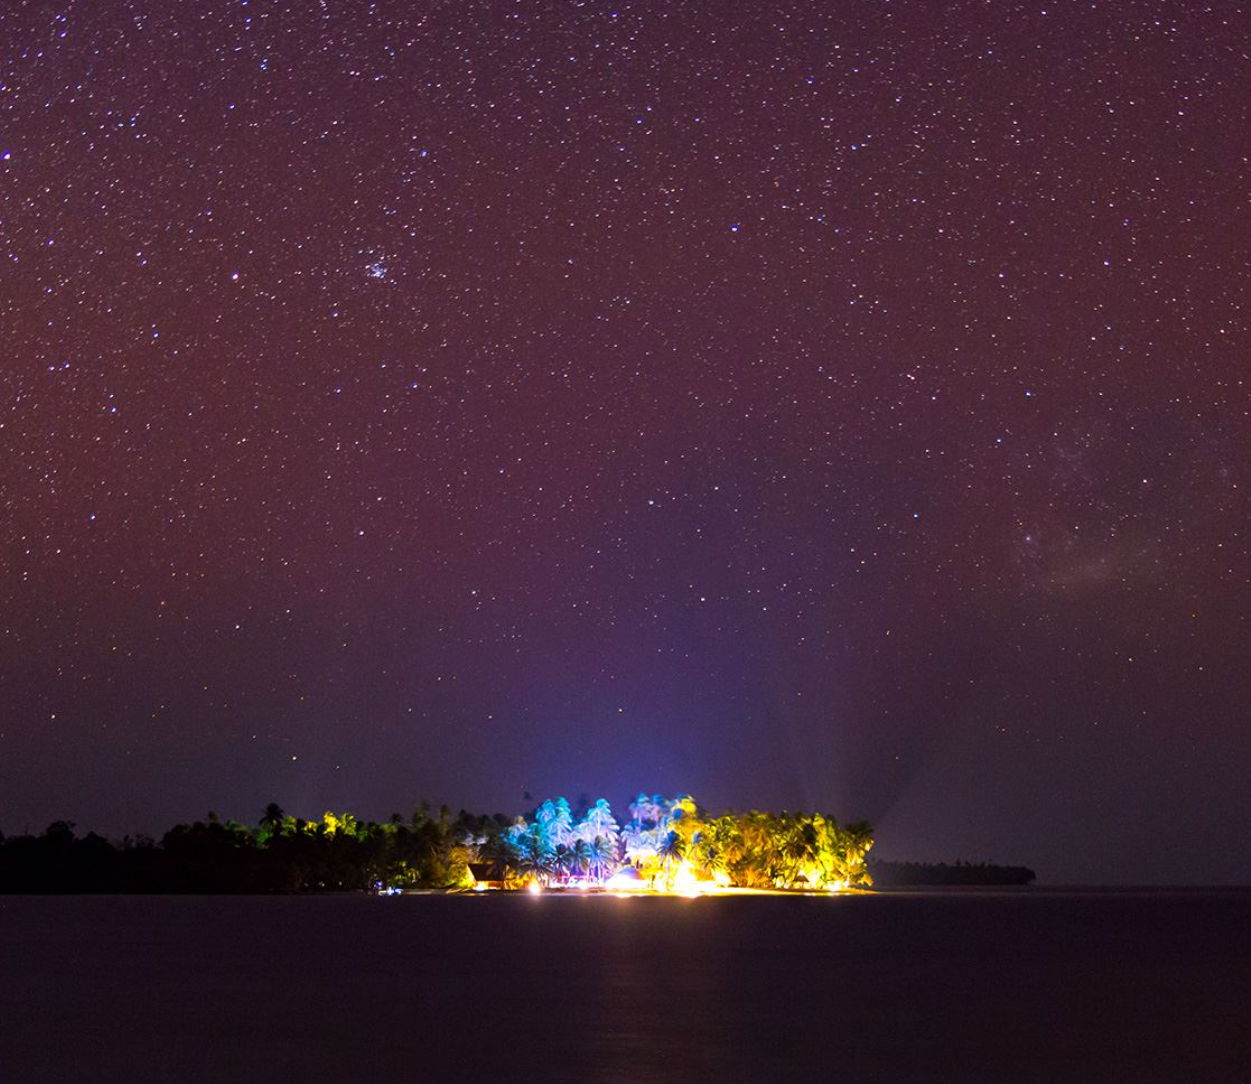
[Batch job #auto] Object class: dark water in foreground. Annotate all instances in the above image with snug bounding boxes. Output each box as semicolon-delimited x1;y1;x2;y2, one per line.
3;890;1250;1083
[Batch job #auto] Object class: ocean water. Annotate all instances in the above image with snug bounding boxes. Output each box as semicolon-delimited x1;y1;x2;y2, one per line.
2;889;1249;1083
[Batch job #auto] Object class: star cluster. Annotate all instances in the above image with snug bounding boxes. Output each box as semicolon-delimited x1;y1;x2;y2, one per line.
1;1;1248;882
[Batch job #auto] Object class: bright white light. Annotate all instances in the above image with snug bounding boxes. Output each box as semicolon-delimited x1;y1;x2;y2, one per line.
673;860;700;897
605;870;643;892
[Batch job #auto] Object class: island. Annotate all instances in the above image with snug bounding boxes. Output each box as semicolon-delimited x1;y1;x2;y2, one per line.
0;793;878;895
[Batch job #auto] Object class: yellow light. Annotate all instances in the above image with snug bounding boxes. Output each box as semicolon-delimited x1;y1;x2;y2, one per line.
673;860;699;897
528;880;542;895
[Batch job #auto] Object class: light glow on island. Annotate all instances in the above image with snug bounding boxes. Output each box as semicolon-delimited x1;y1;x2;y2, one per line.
463;793;874;895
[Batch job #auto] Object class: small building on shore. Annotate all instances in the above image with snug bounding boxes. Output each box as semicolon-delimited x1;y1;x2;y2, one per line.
467;863;509;891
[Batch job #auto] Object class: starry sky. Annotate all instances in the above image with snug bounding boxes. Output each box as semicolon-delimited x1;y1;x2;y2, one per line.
2;0;1249;884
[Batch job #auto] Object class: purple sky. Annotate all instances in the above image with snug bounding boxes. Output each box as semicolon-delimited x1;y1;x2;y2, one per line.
2;1;1248;883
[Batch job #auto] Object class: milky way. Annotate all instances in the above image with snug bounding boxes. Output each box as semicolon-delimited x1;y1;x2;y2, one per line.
2;1;1248;882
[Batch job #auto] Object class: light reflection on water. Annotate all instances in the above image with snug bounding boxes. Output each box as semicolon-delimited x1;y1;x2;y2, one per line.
2;890;1249;1083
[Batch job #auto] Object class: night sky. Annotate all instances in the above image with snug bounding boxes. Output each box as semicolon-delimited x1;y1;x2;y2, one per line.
2;1;1248;884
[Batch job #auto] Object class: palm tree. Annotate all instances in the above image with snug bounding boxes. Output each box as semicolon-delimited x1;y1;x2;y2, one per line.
575;799;619;878
657;829;685;887
705;815;745;884
688;829;723;881
840;820;875;886
259;803;285;843
581;798;619;841
534;798;575;849
549;797;575;849
527;821;556;884
512;843;550;885
781;820;818;888
588;834;619;883
502;817;556;885
553;844;578;883
621;822;657;866
736;811;784;888
571;838;593;882
629;792;664;828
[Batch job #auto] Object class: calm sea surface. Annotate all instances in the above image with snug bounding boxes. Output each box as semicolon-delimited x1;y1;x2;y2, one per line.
2;889;1249;1083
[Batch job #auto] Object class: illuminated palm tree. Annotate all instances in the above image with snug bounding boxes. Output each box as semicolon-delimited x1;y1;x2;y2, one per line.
629;792;663;827
669;794;697;821
657;829;684;886
574;799;619;880
537;797;576;850
621;822;656;865
512;842;553;885
571;838;593;882
689;828;724;881
738;811;784;888
708;815;745;881
840;820;875;886
588;834;619;883
580;798;619;844
781;820;819;888
501;817;551;884
535;800;556;829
